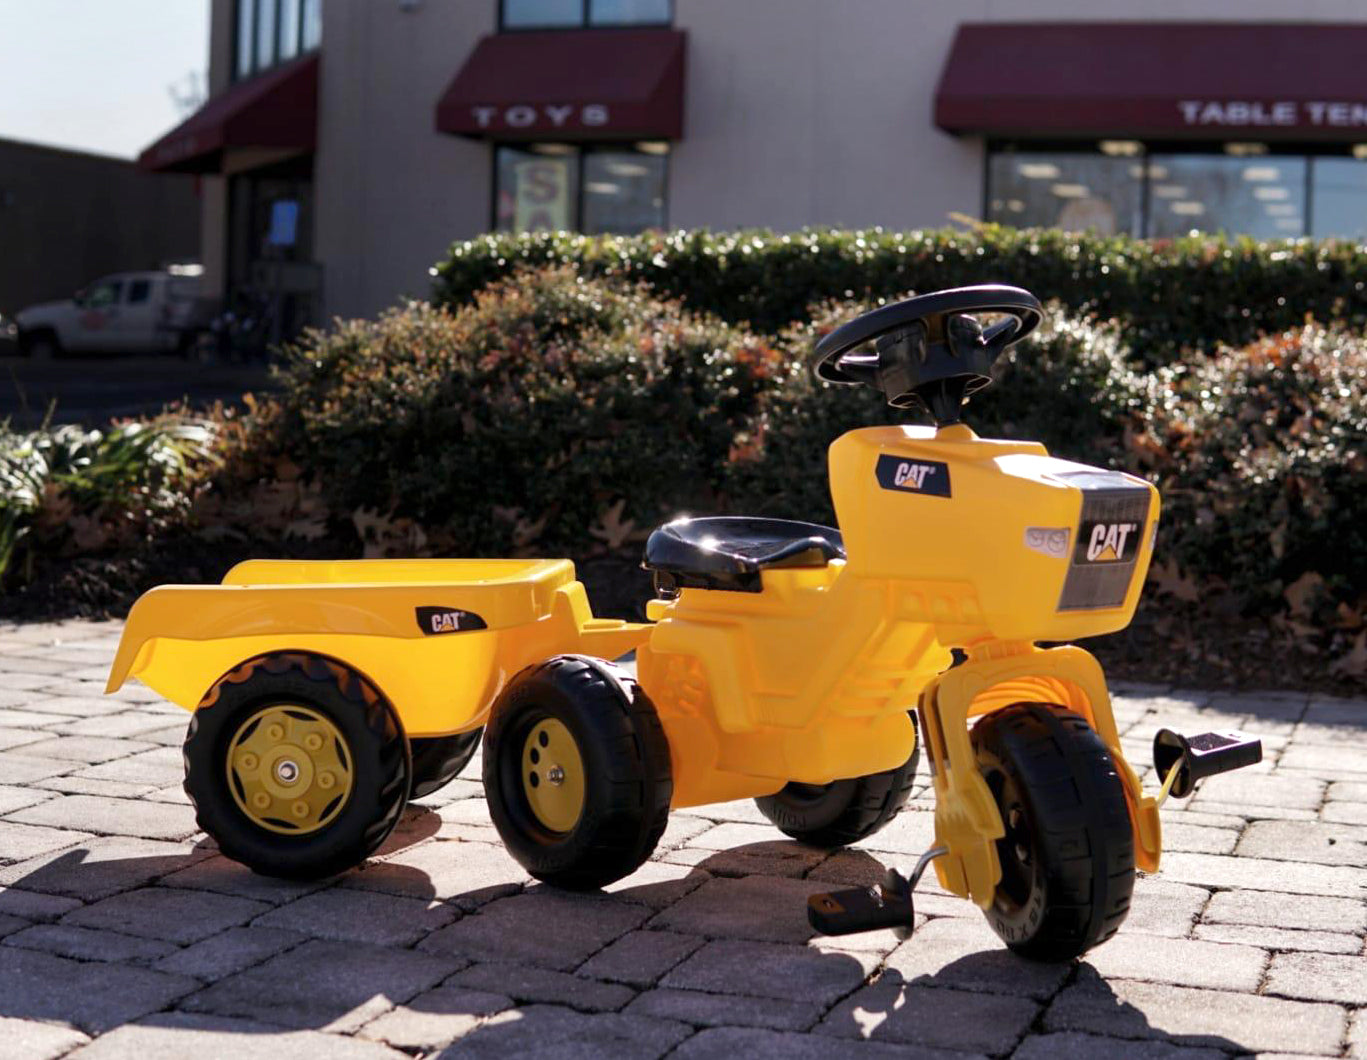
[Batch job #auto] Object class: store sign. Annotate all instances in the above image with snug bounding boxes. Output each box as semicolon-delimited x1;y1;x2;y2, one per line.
1178;100;1367;128
512;158;570;231
469;103;611;133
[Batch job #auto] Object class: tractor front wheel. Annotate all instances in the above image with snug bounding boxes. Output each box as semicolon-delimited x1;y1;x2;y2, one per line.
971;703;1135;961
483;655;672;890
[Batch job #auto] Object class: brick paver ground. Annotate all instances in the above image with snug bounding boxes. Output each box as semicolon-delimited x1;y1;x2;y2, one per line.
0;618;1364;1058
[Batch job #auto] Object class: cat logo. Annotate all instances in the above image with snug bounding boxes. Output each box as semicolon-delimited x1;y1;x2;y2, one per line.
414;606;489;636
1085;522;1138;563
875;454;952;498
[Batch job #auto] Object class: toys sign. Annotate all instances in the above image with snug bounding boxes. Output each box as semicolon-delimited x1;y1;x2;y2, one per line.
468;103;610;134
1178;99;1367;129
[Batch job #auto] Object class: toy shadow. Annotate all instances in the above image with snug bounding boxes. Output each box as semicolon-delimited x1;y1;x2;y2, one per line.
0;823;1246;1056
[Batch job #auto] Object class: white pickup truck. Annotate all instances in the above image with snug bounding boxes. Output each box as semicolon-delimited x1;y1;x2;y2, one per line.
15;269;205;357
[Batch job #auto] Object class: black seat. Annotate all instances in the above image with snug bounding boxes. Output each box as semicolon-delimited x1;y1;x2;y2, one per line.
643;516;845;594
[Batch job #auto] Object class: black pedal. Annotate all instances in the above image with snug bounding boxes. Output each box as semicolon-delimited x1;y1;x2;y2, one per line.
807;867;915;940
1153;729;1263;799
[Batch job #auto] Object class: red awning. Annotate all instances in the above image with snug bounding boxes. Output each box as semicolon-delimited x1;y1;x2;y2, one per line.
138;54;320;173
436;29;686;140
936;23;1367;140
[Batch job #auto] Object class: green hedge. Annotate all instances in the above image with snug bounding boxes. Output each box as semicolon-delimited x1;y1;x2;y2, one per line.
267;268;779;554
431;226;1367;362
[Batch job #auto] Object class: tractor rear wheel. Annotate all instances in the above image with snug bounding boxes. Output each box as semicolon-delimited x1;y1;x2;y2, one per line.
755;714;919;847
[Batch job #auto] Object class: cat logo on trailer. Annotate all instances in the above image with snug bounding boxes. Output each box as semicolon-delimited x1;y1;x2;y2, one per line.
414;606;489;636
1085;522;1138;563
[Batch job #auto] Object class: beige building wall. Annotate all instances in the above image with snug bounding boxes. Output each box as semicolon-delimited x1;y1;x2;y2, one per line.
198;0;236;302
314;0;495;320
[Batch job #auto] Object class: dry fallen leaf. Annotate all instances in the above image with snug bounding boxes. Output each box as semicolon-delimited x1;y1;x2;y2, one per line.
1284;571;1325;618
1330;631;1367;679
588;499;636;551
1148;560;1200;603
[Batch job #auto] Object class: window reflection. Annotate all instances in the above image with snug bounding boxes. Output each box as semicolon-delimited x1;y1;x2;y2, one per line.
503;0;583;28
582;150;667;233
236;0;255;78
1147;155;1305;240
1311;158;1367;240
590;0;671;25
255;0;279;70
987;153;1142;235
279;0;302;60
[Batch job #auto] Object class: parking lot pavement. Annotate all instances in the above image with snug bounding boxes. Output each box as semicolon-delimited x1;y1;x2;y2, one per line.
0;619;1364;1059
0;354;269;428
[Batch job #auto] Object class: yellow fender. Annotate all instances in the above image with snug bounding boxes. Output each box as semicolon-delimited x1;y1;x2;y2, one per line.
920;641;1161;908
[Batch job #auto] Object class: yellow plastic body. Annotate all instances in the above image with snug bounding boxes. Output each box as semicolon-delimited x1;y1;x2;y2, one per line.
106;558;650;737
107;422;1165;897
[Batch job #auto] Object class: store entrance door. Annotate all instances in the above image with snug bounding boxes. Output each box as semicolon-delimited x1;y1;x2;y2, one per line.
227;156;321;357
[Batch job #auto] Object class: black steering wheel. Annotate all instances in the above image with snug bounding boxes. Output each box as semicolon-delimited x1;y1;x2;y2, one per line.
811;285;1044;425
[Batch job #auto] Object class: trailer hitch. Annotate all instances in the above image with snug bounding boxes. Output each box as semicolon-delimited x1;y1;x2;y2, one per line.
808;845;948;939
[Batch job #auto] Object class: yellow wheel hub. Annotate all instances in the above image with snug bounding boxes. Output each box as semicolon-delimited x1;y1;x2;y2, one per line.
226;705;353;834
521;717;585;833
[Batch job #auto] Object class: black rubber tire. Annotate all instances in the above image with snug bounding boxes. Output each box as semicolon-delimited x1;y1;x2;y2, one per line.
483;654;672;890
409;728;482;799
754;714;920;847
971;703;1135;961
183;652;412;880
21;330;59;360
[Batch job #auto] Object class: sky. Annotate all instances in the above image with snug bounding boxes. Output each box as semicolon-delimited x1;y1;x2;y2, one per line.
0;0;210;160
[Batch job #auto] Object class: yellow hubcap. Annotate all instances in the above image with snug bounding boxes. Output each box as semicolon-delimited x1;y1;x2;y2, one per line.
227;705;354;834
521;717;585;833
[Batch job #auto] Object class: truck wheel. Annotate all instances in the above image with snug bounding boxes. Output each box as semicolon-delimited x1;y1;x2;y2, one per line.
409;728;482;799
755;714;919;847
972;703;1134;961
484;655;672;890
183;652;412;880
21;331;60;360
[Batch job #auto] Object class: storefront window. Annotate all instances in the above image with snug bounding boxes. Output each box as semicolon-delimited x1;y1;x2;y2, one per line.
235;0;320;80
1311;158;1367;240
582;150;667;234
235;0;256;79
255;0;279;71
501;0;671;29
278;0;302;61
1147;155;1305;241
987;153;1142;236
984;145;1360;239
495;144;667;233
301;0;322;50
496;147;579;231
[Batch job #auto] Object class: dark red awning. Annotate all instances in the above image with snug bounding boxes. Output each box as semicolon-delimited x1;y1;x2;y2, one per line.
437;29;686;140
936;23;1367;140
138;54;319;173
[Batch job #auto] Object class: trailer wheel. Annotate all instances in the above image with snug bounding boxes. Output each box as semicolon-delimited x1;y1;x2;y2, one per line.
484;655;672;890
409;728;482;799
972;703;1135;961
755;714;919;847
184;652;412;880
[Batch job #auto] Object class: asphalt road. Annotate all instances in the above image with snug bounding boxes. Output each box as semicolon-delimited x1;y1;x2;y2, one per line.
0;350;271;429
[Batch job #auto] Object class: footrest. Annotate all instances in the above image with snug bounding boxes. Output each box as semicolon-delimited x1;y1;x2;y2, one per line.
1153;729;1263;799
807;868;915;940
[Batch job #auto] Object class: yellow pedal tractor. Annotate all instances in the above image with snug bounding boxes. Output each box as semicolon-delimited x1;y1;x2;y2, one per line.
107;285;1261;960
